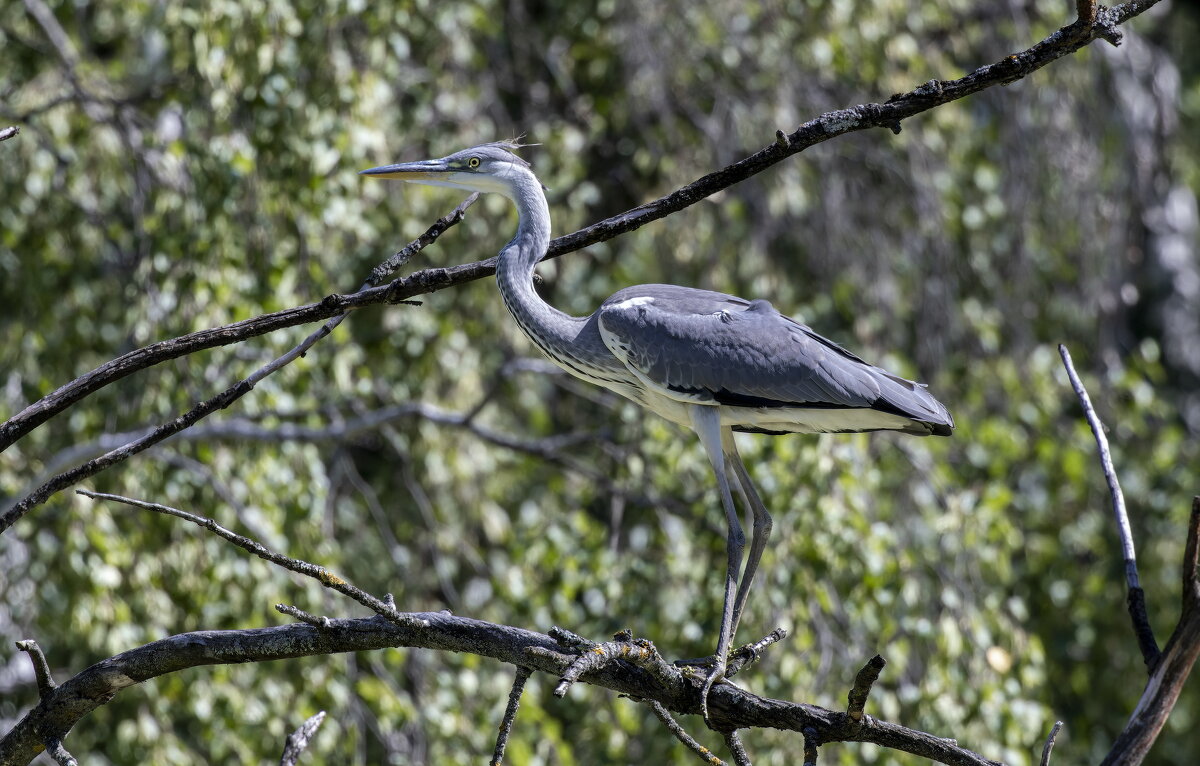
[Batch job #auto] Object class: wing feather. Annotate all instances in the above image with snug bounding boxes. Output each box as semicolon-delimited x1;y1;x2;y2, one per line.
597;285;953;434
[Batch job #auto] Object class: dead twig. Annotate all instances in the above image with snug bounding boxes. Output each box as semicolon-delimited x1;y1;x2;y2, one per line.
725;729;753;766
45;740;78;766
725;628;787;679
846;654;887;724
645;700;727;766
14;640;55;699
279;711;326;766
802;727;820;766
489;665;533;766
1038;721;1063;766
75;490;426;629
1099;498;1200;765
1058;345;1160;667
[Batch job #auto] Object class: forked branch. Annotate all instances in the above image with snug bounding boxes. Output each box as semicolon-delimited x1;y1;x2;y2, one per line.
1058;346;1200;765
1058;345;1159;666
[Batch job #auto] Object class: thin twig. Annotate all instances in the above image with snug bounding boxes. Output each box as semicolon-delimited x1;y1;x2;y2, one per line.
548;626;594;651
725;628;787;678
275;604;331;628
1039;721;1063;766
1074;0;1098;29
645;700;727;766
489;665;533;766
76;490;427;629
14;640;55;698
802;727;820;766
0;0;1160;461
45;740;78;766
1058;345;1160;667
370;193;478;286
724;729;752;766
279;710;326;766
846;655;887;723
1185;497;1200;603
20;402;609;506
1098;498;1200;765
23;0;80;68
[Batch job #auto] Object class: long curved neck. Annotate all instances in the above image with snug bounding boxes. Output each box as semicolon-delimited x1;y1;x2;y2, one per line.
494;167;615;375
495;169;562;327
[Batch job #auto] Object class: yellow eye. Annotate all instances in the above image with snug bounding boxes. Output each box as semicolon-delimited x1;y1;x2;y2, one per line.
468;157;480;168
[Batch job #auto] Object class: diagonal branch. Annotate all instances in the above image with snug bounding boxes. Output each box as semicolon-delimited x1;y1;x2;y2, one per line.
0;194;477;458
1100;498;1200;766
0;0;1160;460
75;490;426;629
279;711;326;766
489;665;533;766
1058;345;1159;667
644;699;728;765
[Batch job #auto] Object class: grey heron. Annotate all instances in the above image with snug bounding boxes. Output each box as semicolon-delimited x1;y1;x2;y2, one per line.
362;142;953;713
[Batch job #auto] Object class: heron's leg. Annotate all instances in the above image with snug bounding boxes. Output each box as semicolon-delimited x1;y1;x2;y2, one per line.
723;431;774;640
689;405;744;722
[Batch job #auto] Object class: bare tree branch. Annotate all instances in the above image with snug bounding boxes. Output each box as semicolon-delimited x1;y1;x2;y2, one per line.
1058;345;1160;667
803;726;819;766
1059;351;1200;764
1038;721;1063;766
23;402;598;485
44;740;78;766
2;491;1008;766
0;0;1160;462
0;194;478;459
14;640;55;698
0;613;1008;766
279;711;326;766
489;665;533;766
74;490;426;629
645;699;728;766
1099;498;1200;766
725;729;753;766
846;655;886;723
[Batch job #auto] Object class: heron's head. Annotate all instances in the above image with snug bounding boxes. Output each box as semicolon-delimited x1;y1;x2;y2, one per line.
360;141;532;198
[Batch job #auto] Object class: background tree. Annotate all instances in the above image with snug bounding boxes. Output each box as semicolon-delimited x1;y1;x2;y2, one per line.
1;0;1198;764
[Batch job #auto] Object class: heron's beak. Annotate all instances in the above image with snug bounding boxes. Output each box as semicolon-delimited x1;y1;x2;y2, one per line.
359;158;453;181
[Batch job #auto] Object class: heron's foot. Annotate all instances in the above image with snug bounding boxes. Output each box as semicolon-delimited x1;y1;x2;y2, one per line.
670;653;730;725
699;655;727;725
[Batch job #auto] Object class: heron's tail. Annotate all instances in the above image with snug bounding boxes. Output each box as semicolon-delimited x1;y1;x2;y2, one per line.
872;369;955;436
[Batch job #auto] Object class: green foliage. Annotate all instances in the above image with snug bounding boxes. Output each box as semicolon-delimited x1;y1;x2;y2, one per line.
2;1;1198;764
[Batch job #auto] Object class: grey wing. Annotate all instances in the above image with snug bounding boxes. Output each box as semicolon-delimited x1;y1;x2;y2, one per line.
596;284;954;435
